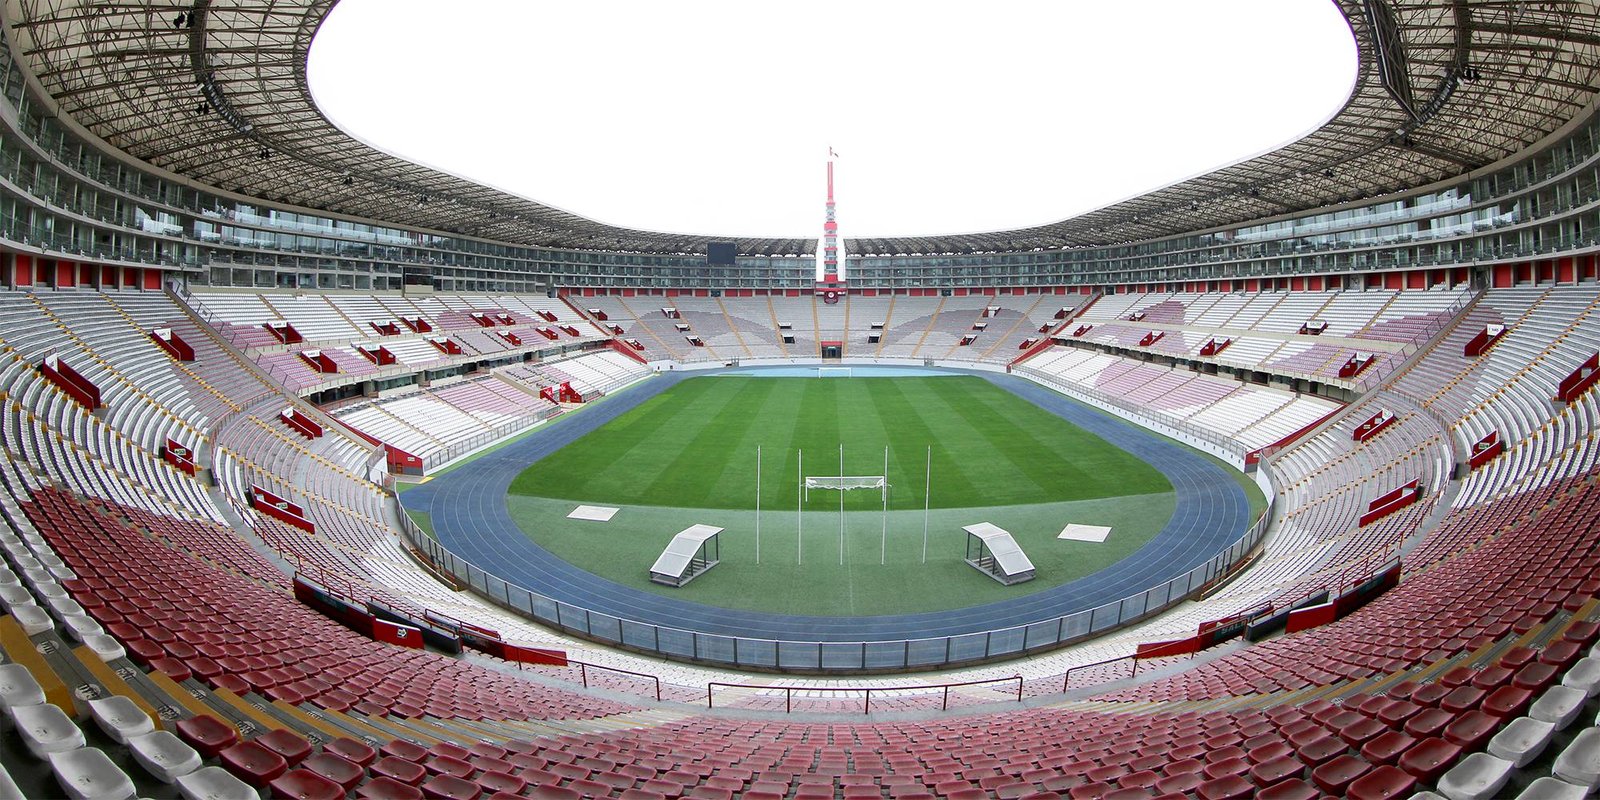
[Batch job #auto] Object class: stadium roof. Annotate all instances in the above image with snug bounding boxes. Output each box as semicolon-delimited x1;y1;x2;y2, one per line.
6;0;1599;258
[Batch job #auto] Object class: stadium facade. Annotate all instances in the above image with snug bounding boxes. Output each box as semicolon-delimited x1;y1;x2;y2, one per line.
3;2;1600;798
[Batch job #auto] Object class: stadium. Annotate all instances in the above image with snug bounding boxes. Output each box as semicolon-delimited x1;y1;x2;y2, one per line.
0;1;1598;799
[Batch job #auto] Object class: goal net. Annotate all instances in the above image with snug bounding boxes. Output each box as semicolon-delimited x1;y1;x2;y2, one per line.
817;367;852;378
804;475;886;500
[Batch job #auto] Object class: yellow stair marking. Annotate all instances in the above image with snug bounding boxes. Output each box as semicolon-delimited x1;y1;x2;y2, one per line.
211;687;288;732
71;645;161;723
0;616;74;711
144;671;216;719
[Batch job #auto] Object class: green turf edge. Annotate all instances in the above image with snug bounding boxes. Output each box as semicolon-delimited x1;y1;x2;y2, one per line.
509;376;1172;510
406;510;435;539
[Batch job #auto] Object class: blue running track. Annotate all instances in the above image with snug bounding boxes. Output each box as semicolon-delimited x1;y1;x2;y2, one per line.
402;368;1251;641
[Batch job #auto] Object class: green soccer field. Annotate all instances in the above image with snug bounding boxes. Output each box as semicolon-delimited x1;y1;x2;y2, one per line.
511;375;1171;510
496;375;1243;615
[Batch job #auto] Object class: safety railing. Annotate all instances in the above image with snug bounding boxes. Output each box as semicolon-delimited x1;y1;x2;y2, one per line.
393;491;1273;674
706;675;1023;714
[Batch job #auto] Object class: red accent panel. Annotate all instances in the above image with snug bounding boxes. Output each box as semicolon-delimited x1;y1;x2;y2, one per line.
265;321;303;344
1406;271;1426;289
149;328;196;361
1469;431;1503;471
162;438;197;476
298;350;338;374
502;644;568;666
1493;264;1514;288
279;408;324;439
56;261;75;287
1138;331;1165;347
123;267;140;288
1286;601;1338;633
607;339;649;364
1339;352;1375;378
535;326;559;341
427;337;463;355
39;355;102;409
559;325;581;337
1200;337;1232;356
1353;410;1396;442
1359;479;1422;526
142;269;162;290
1556;353;1600;403
355;344;396;365
251;486;314;532
469;312;495;328
101;266;118;288
1136;636;1202;659
498;331;522;347
15;255;32;286
1464;324;1506;357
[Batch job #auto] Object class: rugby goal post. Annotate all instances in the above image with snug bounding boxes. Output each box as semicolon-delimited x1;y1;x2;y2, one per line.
804;475;887;501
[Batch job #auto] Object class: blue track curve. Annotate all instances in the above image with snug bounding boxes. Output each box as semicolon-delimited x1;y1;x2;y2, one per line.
402;368;1251;641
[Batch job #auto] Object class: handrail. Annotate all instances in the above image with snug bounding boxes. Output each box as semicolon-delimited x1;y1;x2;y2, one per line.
1061;654;1139;692
707;675;1023;714
567;660;663;702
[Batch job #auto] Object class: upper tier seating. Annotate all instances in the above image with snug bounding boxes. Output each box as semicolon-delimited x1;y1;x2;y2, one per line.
1072;288;1472;387
186;291;610;395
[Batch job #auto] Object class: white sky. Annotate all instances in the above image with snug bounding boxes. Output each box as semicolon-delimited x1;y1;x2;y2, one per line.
307;0;1358;240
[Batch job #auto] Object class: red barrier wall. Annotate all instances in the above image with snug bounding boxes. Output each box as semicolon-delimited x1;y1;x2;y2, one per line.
1286;601;1338;633
373;618;425;649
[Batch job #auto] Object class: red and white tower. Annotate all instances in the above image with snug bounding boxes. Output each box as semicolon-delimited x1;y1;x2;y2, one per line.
821;148;841;282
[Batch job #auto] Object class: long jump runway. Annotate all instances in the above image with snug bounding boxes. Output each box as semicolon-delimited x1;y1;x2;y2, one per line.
402;368;1252;642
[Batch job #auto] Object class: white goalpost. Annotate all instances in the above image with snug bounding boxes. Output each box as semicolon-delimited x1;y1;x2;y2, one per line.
803;475;888;502
816;366;852;378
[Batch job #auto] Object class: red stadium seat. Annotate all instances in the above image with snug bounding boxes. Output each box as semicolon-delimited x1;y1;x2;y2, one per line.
269;768;345;800
301;753;363;791
175;714;239;758
220;740;288;787
255;729;312;767
374;756;428;786
358;777;426;800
